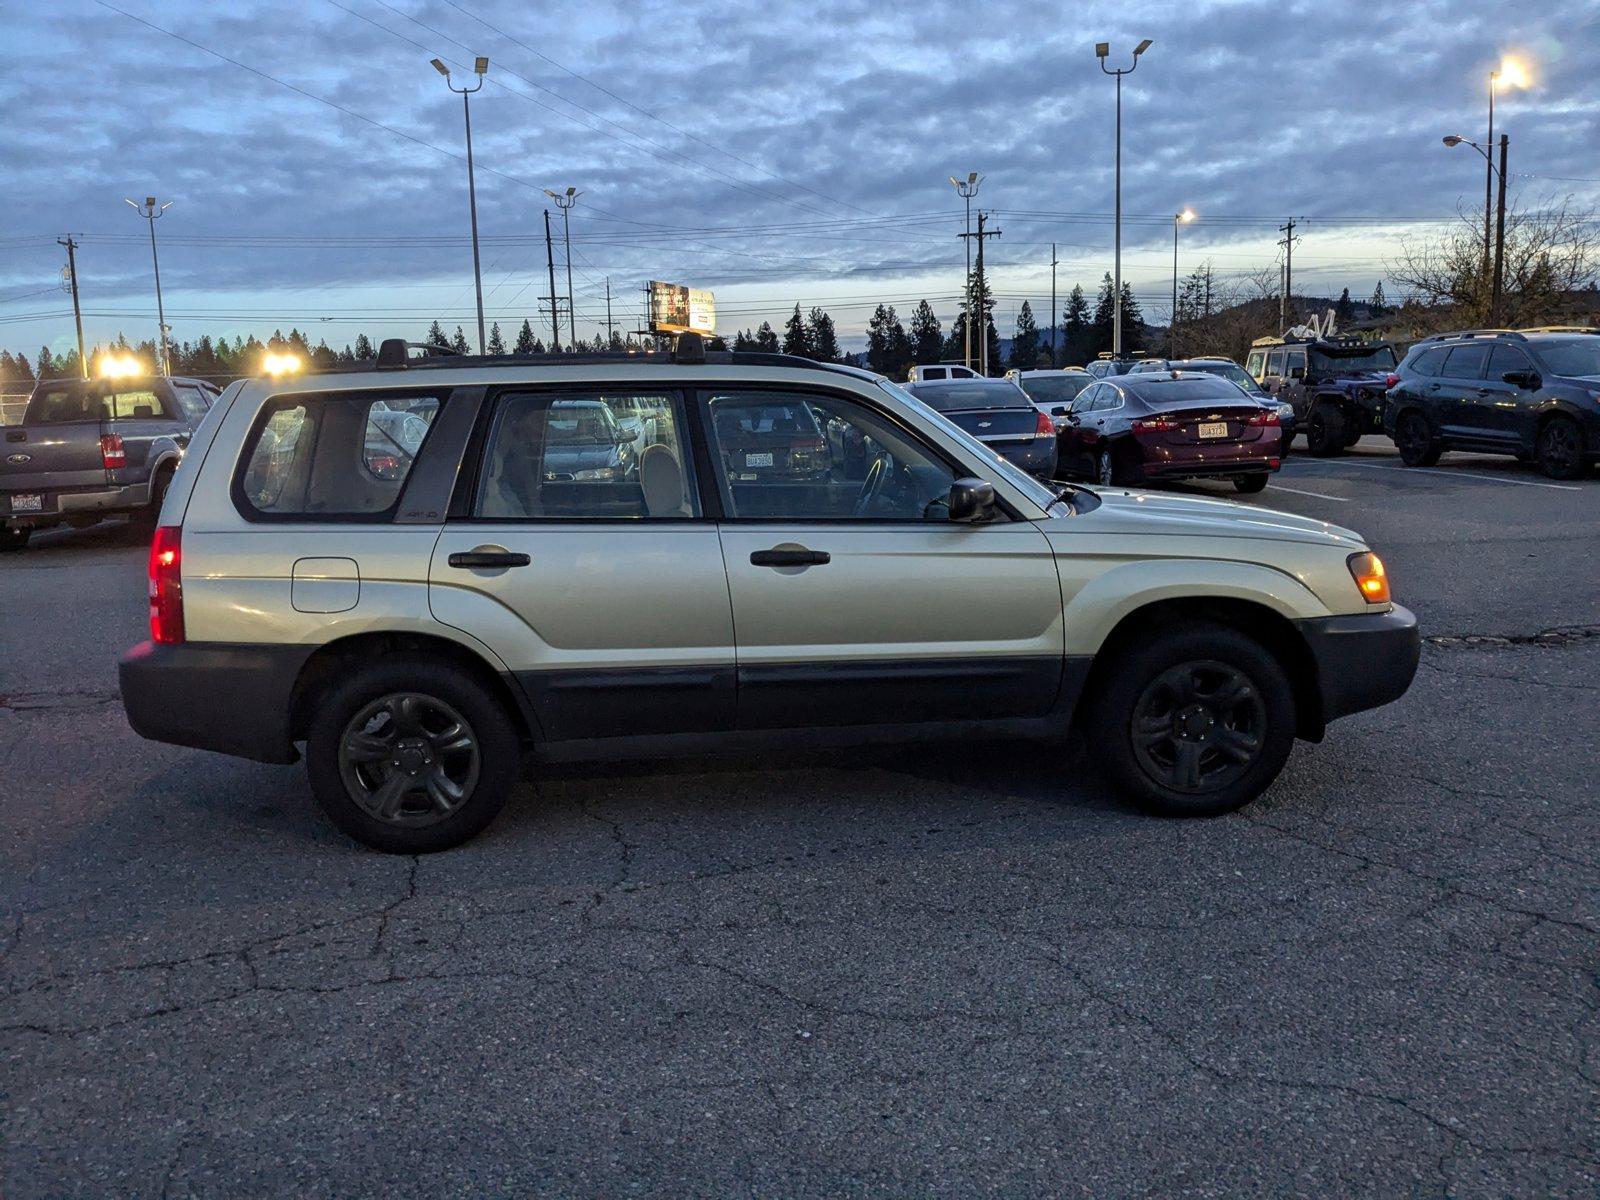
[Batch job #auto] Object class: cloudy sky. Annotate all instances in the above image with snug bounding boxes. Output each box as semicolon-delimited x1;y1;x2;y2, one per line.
3;0;1598;359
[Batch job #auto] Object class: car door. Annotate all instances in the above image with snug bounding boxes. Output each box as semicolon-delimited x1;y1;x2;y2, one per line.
1057;384;1105;478
699;386;1064;730
428;386;736;742
1472;344;1536;446
1436;344;1491;441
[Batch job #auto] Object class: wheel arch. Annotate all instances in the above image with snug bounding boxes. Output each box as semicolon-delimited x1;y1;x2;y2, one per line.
287;630;538;745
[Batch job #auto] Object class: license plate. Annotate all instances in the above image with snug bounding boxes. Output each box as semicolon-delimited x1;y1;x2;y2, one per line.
10;493;43;513
1198;422;1229;439
745;452;774;468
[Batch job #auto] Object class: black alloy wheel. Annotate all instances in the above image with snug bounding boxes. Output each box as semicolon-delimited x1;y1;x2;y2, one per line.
338;693;481;826
1130;661;1266;794
1395;410;1441;467
1535;416;1587;480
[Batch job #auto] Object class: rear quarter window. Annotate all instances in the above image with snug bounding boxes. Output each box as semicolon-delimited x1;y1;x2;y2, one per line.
1406;347;1448;377
235;391;443;520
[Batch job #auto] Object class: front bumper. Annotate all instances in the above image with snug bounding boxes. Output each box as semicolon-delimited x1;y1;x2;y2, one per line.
1295;604;1420;724
119;640;315;764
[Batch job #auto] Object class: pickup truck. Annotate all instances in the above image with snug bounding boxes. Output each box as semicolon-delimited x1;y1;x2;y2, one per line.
1;374;220;550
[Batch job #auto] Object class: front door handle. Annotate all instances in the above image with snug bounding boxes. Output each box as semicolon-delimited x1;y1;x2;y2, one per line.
750;548;830;568
448;550;531;569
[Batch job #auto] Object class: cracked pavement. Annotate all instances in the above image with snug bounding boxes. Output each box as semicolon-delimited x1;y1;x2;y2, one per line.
2;444;1597;1196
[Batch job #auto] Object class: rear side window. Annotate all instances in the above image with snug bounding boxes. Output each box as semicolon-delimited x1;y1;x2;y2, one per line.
1408;347;1448;377
474;391;697;520
25;385;163;422
237;391;443;519
1442;345;1489;379
172;384;210;421
1265;350;1285;375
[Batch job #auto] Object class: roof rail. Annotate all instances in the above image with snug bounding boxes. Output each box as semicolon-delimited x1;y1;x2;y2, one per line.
1416;329;1525;343
376;339;461;369
306;341;874;379
1519;325;1599;334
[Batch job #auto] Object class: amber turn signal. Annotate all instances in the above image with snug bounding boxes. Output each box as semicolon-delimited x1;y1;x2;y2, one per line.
1347;551;1390;604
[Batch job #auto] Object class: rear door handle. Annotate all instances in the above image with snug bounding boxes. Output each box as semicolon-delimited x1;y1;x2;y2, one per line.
448;550;531;569
750;548;830;568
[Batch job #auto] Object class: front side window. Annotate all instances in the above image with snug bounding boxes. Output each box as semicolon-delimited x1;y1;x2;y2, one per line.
172;385;210;421
476;391;696;520
1069;384;1102;414
1265;350;1285;376
238;391;442;518
703;389;957;521
1245;350;1266;378
1486;344;1532;381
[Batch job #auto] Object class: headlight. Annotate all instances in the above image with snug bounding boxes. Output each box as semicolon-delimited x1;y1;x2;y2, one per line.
1276;402;1294;420
572;467;621;481
1347;551;1390;604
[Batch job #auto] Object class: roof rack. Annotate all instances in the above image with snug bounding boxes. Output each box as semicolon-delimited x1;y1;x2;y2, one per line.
1416;329;1525;343
1519;325;1599;334
340;335;874;379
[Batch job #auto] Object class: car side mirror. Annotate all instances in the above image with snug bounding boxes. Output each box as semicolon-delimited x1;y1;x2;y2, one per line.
1289;366;1305;380
1051;406;1069;416
947;477;996;523
1503;370;1539;389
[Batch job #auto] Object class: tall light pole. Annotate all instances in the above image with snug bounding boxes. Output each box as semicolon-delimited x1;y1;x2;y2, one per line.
1481;57;1527;286
124;197;173;375
545;187;581;348
433;55;489;354
950;172;981;369
1171;209;1195;357
1443;134;1511;323
1096;38;1152;359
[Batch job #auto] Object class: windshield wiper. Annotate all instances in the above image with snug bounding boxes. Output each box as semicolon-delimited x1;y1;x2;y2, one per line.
1048;483;1085;510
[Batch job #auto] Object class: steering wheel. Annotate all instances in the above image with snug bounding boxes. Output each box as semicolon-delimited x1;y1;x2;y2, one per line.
852;454;890;517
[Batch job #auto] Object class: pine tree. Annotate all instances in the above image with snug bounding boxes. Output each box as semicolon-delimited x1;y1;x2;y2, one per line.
808;308;841;362
910;300;942;364
450;326;470;355
487;322;506;355
1089;274;1116;358
1009;301;1040;370
732;329;756;352
1335;288;1354;323
514;320;537;354
36;346;55;380
782;305;811;357
1118;283;1145;355
755;321;779;352
886;309;913;379
426;320;448;349
1369;282;1388;317
353;334;374;360
865;304;894;375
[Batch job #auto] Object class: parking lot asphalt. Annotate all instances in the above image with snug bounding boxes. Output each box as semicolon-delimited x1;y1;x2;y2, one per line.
2;437;1597;1196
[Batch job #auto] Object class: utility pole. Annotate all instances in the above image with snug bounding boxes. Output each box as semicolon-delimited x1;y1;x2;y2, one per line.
961;212;1002;375
603;277;616;349
124;197;173;375
545;188;581;348
57;236;86;377
543;209;562;352
1491;133;1509;324
1278;219;1298;332
431;57;490;355
1050;242;1058;368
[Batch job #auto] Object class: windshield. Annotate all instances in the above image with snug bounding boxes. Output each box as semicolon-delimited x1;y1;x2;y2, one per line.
909;382;1030;411
1309;344;1398;373
878;380;1058;511
1534;337;1600;378
1017;374;1091;405
1185;362;1261;392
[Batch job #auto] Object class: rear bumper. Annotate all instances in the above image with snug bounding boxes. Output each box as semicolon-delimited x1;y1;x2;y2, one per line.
1295;605;1420;723
3;480;150;526
119;640;314;764
1136;432;1282;479
988;439;1058;479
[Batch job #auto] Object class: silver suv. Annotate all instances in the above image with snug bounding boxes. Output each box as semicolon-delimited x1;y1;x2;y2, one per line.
119;337;1419;852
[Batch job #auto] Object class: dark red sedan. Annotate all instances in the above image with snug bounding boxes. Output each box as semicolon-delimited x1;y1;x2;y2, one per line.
1054;371;1283;493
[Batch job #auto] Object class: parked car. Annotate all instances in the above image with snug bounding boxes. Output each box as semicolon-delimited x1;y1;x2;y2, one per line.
1383;328;1600;479
1130;358;1295;447
905;377;1058;478
1055;371;1283;492
1084;353;1147;379
2;374;219;549
907;362;980;382
119;336;1416;852
708;395;831;483
1006;368;1094;426
1245;335;1399;456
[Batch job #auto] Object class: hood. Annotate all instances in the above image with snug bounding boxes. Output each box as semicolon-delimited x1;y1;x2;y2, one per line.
1075;486;1366;548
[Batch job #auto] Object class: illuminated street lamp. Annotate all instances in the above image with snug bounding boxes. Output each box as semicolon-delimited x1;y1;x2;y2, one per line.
1171;209;1195;356
544;187;582;348
1097;38;1153;358
433;55;490;354
124;196;173;375
1482;57;1527;273
950;172;982;369
1443;134;1511;321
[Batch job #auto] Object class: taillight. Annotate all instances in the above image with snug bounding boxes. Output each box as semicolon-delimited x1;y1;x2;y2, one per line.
1384;374;1400;389
1131;417;1176;433
789;438;827;454
1034;410;1055;436
100;432;126;469
148;525;184;644
1245;410;1280;426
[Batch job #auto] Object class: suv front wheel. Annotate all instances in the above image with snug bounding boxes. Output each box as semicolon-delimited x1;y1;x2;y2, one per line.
1088;622;1296;817
1305;401;1347;457
305;657;521;853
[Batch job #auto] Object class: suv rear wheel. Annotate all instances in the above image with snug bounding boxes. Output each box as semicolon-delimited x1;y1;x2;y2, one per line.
1535;415;1588;480
1305;401;1347;457
1088;622;1296;817
1395;410;1442;467
0;525;30;552
305;657;521;853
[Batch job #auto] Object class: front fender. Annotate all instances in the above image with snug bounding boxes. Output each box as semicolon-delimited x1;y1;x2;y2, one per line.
1062;557;1333;654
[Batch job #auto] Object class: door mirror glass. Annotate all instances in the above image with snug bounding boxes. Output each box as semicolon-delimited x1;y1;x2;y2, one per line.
947;477;996;523
1050;406;1069;416
1502;370;1539;389
1288;366;1305;380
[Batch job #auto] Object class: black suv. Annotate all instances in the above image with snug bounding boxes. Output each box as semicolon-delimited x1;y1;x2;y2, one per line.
1384;328;1600;479
1246;335;1400;456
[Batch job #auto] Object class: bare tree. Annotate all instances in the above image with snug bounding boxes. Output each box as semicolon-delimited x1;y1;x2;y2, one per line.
1388;198;1599;328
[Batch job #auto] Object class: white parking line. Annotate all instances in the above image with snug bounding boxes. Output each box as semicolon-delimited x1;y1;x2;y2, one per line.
1266;483;1350;502
1285;458;1582;492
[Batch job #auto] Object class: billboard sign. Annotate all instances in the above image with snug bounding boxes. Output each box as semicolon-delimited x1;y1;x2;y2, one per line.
648;281;716;335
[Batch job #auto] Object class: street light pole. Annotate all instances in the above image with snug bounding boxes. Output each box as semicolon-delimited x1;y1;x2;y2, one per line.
545;187;581;348
433;56;489;354
124;197;173;375
950;172;981;369
1484;68;1498;280
1097;39;1153;360
1171;209;1194;358
1443;134;1511;324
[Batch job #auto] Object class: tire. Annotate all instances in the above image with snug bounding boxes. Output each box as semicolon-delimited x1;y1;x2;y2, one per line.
1088;622;1297;818
130;465;174;535
1394;409;1442;467
1534;415;1588;481
1096;446;1118;486
1232;474;1269;494
0;526;30;552
1305;401;1347;457
304;657;521;853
